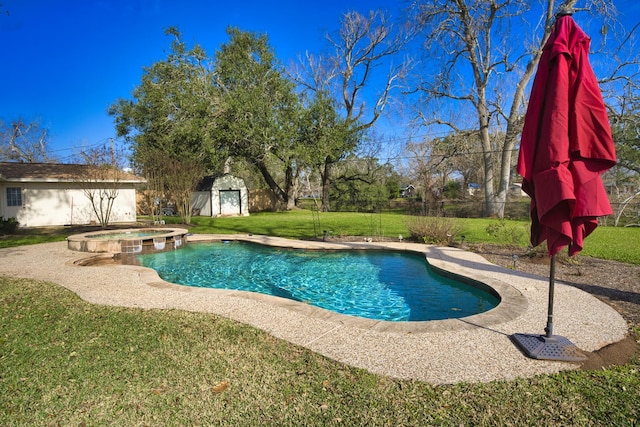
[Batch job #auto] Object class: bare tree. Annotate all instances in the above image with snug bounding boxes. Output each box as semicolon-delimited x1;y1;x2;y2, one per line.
130;145;205;225
0;118;55;163
327;11;414;128
139;149;167;222
405;139;443;210
292;10;414;211
407;0;632;217
76;141;125;228
164;155;205;225
405;133;470;212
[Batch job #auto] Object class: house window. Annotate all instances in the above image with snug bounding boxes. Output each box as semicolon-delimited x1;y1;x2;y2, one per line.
6;187;22;207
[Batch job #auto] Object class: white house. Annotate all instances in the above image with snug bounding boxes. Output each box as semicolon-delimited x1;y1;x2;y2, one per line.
0;162;146;227
192;174;249;217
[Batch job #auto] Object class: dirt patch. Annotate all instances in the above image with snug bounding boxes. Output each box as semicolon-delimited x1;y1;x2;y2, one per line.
580;334;639;370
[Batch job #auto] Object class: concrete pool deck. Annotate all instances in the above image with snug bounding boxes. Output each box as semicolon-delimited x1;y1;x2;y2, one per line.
0;234;629;384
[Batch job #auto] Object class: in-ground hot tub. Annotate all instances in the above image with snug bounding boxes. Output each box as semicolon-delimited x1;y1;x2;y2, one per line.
67;228;189;253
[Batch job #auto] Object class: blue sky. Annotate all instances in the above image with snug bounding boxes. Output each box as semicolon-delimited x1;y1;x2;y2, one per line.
0;0;402;161
1;1;638;163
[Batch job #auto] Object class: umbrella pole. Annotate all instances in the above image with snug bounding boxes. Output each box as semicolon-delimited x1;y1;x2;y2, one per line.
545;255;556;337
511;252;587;362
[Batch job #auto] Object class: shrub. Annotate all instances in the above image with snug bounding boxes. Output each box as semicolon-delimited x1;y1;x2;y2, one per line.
0;217;19;234
485;219;527;245
405;215;462;245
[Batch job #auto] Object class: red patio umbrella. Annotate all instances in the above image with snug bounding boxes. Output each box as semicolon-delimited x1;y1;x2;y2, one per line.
513;13;617;361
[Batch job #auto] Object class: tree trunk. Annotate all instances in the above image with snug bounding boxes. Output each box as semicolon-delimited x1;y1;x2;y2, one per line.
477;90;499;217
256;160;288;209
482;152;498;217
284;164;297;211
495;120;523;218
177;192;192;225
321;158;332;212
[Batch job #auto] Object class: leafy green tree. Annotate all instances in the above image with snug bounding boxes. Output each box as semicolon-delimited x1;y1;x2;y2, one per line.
297;91;356;211
330;155;399;212
109;28;221;223
214;28;302;210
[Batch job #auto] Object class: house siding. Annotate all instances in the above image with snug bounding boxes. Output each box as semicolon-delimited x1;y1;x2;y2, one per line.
0;181;138;227
192;191;212;216
0;162;144;227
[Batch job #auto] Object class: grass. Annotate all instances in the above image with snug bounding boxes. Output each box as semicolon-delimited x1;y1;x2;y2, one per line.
0;230;67;248
452;217;640;264
183;212;640;264
187;210;409;240
1;277;638;426
579;226;640;264
2;210;639;264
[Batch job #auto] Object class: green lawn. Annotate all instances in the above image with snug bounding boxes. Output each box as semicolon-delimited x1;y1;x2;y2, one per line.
2;210;639;264
181;212;640;265
1;277;638;426
187;210;409;240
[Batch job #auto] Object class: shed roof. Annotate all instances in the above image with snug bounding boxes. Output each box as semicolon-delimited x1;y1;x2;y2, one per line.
196;174;247;191
0;162;146;183
195;175;216;191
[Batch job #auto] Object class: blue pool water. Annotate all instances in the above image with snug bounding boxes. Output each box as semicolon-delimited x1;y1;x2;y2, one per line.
136;241;499;322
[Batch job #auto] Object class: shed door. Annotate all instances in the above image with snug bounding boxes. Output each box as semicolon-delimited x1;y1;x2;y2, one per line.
219;190;241;215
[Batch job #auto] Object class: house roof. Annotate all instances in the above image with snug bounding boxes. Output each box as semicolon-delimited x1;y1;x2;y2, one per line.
0;162;146;184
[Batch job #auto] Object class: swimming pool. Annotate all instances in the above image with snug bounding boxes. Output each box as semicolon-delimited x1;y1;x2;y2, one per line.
136;241;499;322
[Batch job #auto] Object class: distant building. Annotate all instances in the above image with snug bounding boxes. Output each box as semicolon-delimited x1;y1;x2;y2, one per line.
467;183;481;196
509;182;528;197
400;184;415;198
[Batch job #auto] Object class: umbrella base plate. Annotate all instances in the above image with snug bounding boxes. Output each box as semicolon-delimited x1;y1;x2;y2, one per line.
512;333;587;362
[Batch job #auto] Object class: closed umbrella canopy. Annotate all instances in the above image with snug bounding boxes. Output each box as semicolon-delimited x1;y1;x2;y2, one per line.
517;14;616;257
513;14;617;361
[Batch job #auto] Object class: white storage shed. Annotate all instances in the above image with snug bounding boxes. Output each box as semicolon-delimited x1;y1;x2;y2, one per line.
192;174;249;217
